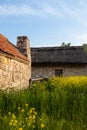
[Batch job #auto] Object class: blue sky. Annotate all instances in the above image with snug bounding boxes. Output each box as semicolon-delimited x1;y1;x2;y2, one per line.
0;0;87;47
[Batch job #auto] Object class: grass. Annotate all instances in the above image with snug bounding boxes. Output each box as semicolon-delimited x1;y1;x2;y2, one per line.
0;76;87;130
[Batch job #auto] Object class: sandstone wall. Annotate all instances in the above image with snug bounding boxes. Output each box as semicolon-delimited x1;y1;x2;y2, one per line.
32;65;87;78
0;51;31;90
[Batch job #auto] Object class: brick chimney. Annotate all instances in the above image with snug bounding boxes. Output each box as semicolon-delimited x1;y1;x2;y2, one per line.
16;36;31;60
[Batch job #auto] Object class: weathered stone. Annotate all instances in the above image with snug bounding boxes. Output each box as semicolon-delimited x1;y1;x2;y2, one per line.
32;65;87;78
0;54;30;90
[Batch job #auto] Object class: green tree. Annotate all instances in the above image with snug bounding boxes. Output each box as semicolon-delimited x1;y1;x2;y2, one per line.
82;43;87;52
61;42;71;47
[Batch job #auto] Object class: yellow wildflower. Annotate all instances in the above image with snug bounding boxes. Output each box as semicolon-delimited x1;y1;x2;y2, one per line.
28;123;31;126
33;125;35;128
21;109;25;113
11;119;14;122
9;122;12;126
34;111;37;115
18;107;21;110
25;104;28;107
14;119;18;124
29;109;33;113
12;114;16;119
8;112;11;115
41;123;45;128
13;122;16;126
32;107;35;111
32;115;36;119
19;128;23;130
29;115;32;119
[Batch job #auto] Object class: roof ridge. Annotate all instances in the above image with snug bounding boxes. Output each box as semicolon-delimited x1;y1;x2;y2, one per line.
31;46;83;51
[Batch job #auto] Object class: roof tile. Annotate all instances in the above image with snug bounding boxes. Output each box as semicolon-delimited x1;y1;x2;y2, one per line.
0;34;28;61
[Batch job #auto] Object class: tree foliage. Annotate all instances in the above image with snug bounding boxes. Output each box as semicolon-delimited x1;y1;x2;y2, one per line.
82;43;87;52
61;42;71;47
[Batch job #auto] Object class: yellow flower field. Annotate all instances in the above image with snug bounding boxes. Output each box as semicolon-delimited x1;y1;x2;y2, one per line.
0;76;87;130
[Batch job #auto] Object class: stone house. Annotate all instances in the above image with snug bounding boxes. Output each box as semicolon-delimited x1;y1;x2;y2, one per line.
31;46;87;78
1;34;87;88
0;34;31;90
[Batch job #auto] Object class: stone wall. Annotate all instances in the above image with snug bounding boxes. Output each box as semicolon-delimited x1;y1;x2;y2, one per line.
0;51;31;90
32;64;87;78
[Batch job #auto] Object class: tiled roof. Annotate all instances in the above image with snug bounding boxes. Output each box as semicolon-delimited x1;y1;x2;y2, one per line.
0;34;28;61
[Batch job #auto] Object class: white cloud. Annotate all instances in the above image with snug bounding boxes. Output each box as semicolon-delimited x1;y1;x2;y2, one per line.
41;3;61;16
0;5;37;15
1;1;87;26
0;4;61;16
55;0;87;26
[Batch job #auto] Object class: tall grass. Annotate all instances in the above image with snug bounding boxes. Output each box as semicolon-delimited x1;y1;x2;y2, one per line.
0;76;87;130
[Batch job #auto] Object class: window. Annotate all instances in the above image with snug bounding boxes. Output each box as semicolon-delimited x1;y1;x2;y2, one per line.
55;69;63;76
